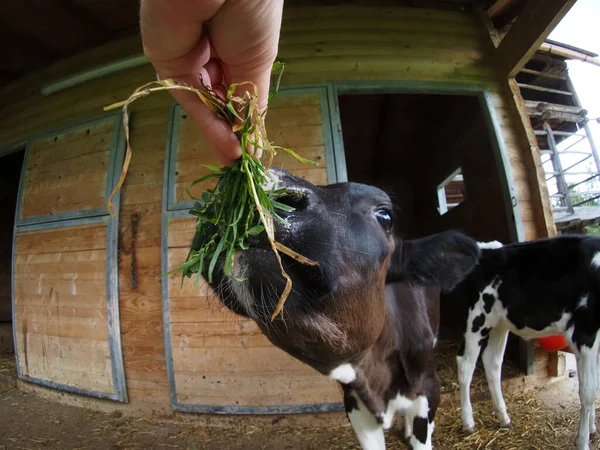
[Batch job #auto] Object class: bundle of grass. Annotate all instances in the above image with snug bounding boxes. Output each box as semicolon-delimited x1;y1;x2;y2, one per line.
105;63;318;320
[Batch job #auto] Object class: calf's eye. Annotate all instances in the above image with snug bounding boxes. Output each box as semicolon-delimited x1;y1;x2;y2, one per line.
374;209;393;231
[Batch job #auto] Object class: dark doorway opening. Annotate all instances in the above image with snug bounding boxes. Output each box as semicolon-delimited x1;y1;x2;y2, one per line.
1;149;25;370
338;92;523;383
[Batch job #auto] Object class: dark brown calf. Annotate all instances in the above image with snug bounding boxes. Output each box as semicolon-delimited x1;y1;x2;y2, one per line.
198;169;480;449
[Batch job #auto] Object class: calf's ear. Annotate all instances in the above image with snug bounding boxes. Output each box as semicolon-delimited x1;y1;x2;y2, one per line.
387;230;480;292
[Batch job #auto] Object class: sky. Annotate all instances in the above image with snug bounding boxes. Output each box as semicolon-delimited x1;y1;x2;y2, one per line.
536;0;600;203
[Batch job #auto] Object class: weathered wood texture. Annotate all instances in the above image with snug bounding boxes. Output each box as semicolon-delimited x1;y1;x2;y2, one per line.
0;6;552;240
117;98;172;410
174;92;328;203
0;5;556;412
166;218;341;407
166;90;337;408
495;0;576;78
13;224;114;393
20;121;113;218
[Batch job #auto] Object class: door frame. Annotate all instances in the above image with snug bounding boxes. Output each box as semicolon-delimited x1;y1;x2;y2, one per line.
331;80;532;375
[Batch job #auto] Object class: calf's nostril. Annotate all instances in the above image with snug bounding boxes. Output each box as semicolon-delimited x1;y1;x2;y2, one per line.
275;191;310;212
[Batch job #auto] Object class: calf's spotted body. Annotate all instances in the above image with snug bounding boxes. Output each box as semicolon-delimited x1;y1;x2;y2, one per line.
456;236;600;450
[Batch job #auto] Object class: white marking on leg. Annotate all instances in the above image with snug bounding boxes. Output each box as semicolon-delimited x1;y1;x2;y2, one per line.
592;351;600;435
575;335;600;450
382;394;412;430
578;295;589;310
591;252;600;268
458;294;494;433
477;241;503;250
329;364;356;384
409;396;432;450
403;414;412;439
482;327;511;428
347;392;385;450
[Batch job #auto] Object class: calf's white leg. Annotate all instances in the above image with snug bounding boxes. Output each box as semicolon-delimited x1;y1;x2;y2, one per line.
457;332;482;433
590;351;600;435
346;391;385;450
576;343;599;450
403;414;412;439
409;396;434;450
481;327;511;428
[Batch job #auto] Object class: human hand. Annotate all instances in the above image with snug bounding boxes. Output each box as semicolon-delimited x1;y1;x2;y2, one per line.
140;0;284;166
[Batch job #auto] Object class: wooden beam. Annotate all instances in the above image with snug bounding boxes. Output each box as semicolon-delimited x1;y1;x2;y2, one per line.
496;0;577;78
519;67;566;80
517;83;573;96
524;100;586;116
488;0;517;17
488;0;528;29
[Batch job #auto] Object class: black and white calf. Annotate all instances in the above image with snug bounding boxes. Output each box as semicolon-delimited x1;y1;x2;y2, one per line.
195;169;480;449
456;236;600;450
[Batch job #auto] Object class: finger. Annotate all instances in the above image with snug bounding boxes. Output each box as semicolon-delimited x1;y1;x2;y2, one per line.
172;89;242;165
204;59;225;93
151;35;213;83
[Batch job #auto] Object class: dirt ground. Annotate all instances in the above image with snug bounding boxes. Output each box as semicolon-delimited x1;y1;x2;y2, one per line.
2;360;600;450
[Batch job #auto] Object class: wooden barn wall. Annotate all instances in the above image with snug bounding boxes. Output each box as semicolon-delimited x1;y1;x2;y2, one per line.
14;223;115;393
0;5;552;412
164;91;339;411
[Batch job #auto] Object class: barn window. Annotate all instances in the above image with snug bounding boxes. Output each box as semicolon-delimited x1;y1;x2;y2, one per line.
437;168;466;215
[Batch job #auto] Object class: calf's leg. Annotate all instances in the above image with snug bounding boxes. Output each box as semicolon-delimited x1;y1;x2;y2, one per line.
457;332;482;433
403;414;412;439
481;327;511;428
590;351;600;434
410;395;434;450
576;342;599;450
344;390;385;450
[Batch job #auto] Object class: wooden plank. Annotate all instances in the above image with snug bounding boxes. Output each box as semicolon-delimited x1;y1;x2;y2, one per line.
281;17;479;36
29;129;113;167
29;121;113;151
119;203;163;250
168;297;240;323
175;92;327;200
172;330;271;350
15;224;107;254
15;249;105;264
495;0;577;78
121;179;163;206
14;278;107;298
17;333;110;362
15;259;106;274
517;83;573;96
172;347;311;374
281;59;496;85
507;79;557;237
519;67;566;80
25;152;109;183
21;142;109;217
25;356;113;380
11;293;106;309
175;372;340;406
279;42;481;61
18;317;109;341
15;304;107;320
166;219;196;248
284;5;475;23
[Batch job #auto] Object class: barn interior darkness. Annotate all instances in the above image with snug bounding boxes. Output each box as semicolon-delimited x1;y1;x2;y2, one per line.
339;93;516;348
0;150;24;354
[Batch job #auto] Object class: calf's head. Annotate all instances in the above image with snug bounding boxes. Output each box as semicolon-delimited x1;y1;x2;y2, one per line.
196;169;480;374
